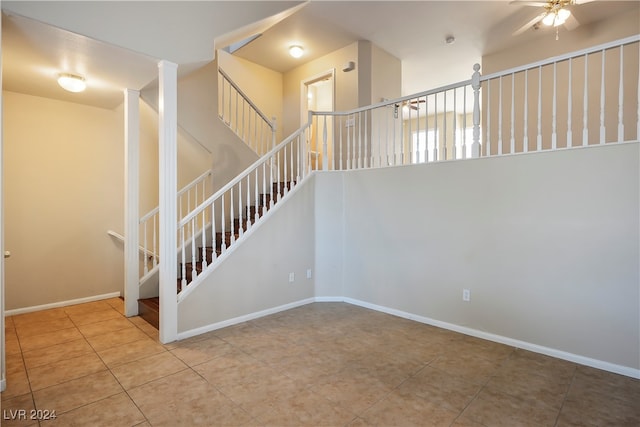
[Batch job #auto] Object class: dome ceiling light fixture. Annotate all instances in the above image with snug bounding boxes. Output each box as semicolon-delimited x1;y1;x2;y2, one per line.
57;73;86;93
289;45;304;59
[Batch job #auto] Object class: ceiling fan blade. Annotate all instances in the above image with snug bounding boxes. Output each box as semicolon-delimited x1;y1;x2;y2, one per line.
513;12;547;36
572;0;596;5
509;0;548;6
564;13;580;30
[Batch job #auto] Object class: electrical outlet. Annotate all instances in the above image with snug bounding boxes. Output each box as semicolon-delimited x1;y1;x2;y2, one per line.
462;289;470;302
289;272;295;283
306;269;312;279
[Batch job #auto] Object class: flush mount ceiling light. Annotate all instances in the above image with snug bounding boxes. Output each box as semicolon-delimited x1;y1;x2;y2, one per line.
57;73;86;93
289;45;304;59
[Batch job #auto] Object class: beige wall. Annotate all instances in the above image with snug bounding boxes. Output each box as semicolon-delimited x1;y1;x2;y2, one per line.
4;91;125;310
318;142;639;373
370;43;402;105
218;50;284;144
4;88;213;311
283;41;401;169
283;41;360;136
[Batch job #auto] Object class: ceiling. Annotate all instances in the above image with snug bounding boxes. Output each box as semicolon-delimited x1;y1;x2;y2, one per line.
2;1;638;109
232;1;640;95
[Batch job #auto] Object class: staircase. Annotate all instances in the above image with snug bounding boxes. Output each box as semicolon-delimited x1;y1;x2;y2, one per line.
137;181;294;329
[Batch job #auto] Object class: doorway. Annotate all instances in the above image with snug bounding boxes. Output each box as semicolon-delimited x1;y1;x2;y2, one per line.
301;70;335;170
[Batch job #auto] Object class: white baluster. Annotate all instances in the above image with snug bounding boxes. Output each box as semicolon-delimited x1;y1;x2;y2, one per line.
323;116;328;171
386;107;390;165
234;91;239;134
471;64;481;158
230;188;235;244
434;93;439;161
269;155;275;208
181;226;186;290
537;66;542;151
401;103;407;164
262;162;267;211
245;173;252;229
152;215;157;269
242;98;246;142
201;204;207;268
486;79;491;156
443;93;447;160
618;45;624;142
290;137;295;184
453;89;457;160
221;194;226;253
510;73;515;154
523;69;529;153
254;169;260;222
365;111;370;168
283;146;288;194
415;98;421;162
462;88;467;159
143;222;148;275
358;112;363;168
190;217;197;282
498;76;503;155
277;151;281;202
211;202;217;261
352;114;357;168
425;94;430;161
339;116;344;170
552;62;557;150
600;49;606;144
238;181;243;237
583;54;589;146
567;58;573;148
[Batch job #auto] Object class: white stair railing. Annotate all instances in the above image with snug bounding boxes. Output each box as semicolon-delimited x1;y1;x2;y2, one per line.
308;35;639;171
218;68;277;156
479;35;639;155
177;128;311;297
139;168;212;283
173;35;639;298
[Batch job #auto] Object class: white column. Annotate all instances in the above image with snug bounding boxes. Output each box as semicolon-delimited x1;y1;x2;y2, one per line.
124;89;140;317
158;60;178;344
0;0;6;393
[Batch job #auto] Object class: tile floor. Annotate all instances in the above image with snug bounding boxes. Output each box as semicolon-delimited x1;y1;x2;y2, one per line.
2;299;639;426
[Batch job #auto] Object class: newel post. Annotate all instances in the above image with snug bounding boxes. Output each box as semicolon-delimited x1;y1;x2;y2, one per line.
471;63;482;158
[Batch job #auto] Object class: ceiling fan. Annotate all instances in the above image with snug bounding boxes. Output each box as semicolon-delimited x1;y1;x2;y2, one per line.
512;0;595;39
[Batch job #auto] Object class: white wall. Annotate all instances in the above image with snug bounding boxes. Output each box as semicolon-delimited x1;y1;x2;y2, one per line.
314;142;639;373
177;177;316;334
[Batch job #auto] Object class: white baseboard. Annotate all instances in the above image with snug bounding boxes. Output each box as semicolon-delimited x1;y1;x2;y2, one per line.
177;297;316;341
5;292;121;316
340;297;640;379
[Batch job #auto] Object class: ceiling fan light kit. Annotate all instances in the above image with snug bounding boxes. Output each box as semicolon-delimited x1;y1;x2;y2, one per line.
542;7;571;26
511;0;591;39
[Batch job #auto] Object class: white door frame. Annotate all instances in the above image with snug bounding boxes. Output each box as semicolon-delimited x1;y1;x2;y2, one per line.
300;69;335;127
